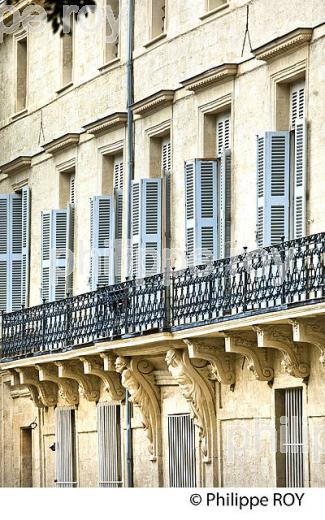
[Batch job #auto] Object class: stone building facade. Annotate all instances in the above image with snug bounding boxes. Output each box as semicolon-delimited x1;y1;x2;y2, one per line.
0;0;325;488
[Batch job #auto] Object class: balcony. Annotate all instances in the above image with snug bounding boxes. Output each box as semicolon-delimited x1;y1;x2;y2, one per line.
1;232;325;361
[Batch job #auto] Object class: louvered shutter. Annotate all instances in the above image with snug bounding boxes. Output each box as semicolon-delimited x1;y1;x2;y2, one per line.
0;196;9;312
10;195;23;311
69;175;76;204
293;118;307;238
131;182;141;278
97;404;122;487
162;137;171;173
21;186;30;307
41;211;51;302
168;414;196;488
142;179;162;277
185;160;218;266
114;156;124;283
90;196;114;290
257;132;290;247
66;203;75;296
55;408;76;487
219;149;232;258
52;210;68;301
216;113;231;157
290;82;305;130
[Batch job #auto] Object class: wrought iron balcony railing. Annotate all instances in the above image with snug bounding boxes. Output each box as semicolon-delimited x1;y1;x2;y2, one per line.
1;233;325;361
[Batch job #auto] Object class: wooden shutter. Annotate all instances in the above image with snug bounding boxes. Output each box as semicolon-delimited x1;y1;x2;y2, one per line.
290;82;305;130
168;414;196;488
162;137;171;173
66;203;75;296
114;156;124;283
97;403;122;487
219;149;232;258
21;186;30;307
131;179;162;278
185;160;218;266
41;211;51;302
293;119;307;239
257;132;290;247
41;210;68;302
0;196;9;312
90;196;114;290
113;155;124;191
55;408;76;488
216;113;231;157
69;175;76;204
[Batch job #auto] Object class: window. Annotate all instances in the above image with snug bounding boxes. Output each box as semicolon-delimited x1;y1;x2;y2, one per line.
55;408;77;488
97;404;123;487
275;388;304;488
258;79;307;247
62;15;74;86
207;0;227;12
104;0;120;63
216;112;231;157
0;187;30;312
151;0;166;39
16;35;28;112
168;414;196;488
20;428;33;487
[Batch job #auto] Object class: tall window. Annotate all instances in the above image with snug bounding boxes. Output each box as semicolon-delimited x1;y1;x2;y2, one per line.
16;35;28;112
97;404;123;487
151;0;166;39
105;0;120;63
55;408;77;488
168;414;196;487
62;15;74;86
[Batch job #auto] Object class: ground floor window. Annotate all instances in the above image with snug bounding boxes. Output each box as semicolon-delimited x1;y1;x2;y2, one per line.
168;413;196;488
97;403;123;487
55;407;77;488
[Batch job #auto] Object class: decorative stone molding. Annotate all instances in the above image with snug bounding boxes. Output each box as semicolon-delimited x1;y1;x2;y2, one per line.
166;348;215;463
83;112;127;136
132;90;175;117
36;364;79;406
291;319;325;368
255;325;310;379
181;64;238;93
42;133;80;156
115;356;161;461
0;156;32;176
16;367;58;408
8;369;44;408
55;361;100;402
224;333;274;382
81;355;124;401
253;28;313;62
185;338;235;386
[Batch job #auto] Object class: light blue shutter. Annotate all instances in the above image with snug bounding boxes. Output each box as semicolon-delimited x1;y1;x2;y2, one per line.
142;179;162;277
257;132;290;247
21;186;30;307
131;182;141;278
66;203;75;296
219;149;232;258
294;118;307;239
185;160;218;266
52;209;68;301
90;196;114;290
41;211;51;302
216;113;231;157
114;156;124;284
10;195;23;311
0;196;9;311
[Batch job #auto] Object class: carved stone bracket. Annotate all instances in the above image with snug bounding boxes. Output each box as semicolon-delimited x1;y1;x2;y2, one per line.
255;325;310;379
224;333;274;382
115;356;161;461
8;369;44;409
16;367;58;408
166;348;216;463
36;364;79;406
185;338;235;386
80;355;124;401
55;361;100;402
291;318;325;369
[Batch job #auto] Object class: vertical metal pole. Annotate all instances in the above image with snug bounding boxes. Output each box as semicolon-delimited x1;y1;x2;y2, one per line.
125;390;133;487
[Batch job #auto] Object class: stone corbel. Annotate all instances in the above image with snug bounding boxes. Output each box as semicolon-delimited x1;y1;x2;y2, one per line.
16;367;58;408
255;325;310;379
224;332;274;382
291;319;325;368
185;338;235;387
115;356;161;462
80;355;124;401
36;364;79;406
165;348;216;463
8;369;44;409
55;361;100;402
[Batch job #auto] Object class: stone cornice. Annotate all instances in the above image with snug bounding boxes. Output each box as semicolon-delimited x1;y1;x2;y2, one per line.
132;90;175;117
0;155;32;176
42;133;80;156
181;63;238;93
253;28;313;62
83;112;127;136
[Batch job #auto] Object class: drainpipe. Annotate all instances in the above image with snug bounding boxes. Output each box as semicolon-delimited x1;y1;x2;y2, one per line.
125;0;134;489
